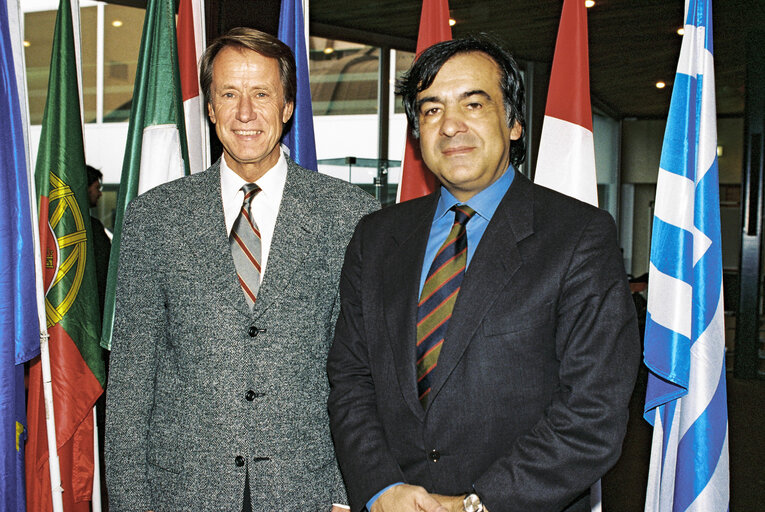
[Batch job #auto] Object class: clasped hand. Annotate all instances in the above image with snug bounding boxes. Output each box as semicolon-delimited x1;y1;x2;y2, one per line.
370;484;466;512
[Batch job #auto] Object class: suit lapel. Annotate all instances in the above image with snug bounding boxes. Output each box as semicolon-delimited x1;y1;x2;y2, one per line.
190;162;252;316
253;160;315;320
427;172;536;406
382;195;439;420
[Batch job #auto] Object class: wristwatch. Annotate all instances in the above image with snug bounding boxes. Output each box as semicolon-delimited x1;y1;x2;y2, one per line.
463;493;484;512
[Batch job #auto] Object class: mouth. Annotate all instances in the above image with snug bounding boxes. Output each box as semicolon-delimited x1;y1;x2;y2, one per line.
441;146;474;157
233;129;262;136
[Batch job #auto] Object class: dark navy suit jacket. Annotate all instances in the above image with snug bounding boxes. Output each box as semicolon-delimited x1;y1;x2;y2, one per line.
327;170;640;512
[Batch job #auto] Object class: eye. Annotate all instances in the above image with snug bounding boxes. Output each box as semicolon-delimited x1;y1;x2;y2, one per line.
466;102;482;110
222;92;235;99
422;106;440;116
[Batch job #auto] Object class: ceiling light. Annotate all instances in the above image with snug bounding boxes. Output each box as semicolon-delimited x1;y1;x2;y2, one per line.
656;81;666;89
323;47;334;55
23;40;30;47
677;27;685;36
112;20;123;27
449;18;456;26
585;0;595;7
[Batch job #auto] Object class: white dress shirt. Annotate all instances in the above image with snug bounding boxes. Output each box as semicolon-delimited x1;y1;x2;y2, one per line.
220;150;287;281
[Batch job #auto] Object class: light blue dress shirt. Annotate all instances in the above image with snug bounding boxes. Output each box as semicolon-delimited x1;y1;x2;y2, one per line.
418;167;515;295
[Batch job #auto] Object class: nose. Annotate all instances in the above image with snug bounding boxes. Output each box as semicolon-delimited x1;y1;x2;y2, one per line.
236;95;255;122
439;105;467;137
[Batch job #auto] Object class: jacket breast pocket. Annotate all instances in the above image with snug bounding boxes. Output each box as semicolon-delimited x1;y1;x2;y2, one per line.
482;301;554;337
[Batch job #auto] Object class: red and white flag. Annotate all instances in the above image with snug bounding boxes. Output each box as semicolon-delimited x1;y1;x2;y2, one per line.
396;0;451;203
535;2;601;510
177;0;209;173
534;0;597;207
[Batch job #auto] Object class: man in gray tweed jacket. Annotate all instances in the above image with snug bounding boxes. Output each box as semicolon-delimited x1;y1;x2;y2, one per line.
104;28;377;511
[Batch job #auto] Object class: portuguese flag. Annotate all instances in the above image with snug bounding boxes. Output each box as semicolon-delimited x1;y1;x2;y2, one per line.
26;0;106;509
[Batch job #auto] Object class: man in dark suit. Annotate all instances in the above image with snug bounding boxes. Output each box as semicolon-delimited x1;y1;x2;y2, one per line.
105;28;377;511
327;36;639;512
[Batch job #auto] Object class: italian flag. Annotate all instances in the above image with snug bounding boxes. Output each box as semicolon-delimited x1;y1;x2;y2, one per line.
177;0;208;174
26;0;105;508
101;0;190;349
534;0;598;207
397;0;452;203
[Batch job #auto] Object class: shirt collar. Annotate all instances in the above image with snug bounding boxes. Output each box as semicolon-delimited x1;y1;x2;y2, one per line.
220;149;288;206
434;166;515;222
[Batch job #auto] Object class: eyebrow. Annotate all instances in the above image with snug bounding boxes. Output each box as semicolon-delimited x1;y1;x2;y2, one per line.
417;89;493;110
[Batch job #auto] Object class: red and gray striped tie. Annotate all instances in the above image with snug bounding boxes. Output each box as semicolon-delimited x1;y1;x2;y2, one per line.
416;205;476;407
230;183;262;309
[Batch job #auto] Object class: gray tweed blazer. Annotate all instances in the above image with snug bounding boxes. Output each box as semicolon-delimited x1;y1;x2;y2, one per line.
105;157;378;511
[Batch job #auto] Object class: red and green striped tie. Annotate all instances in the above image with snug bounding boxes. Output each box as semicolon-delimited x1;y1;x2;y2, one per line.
416;205;476;407
230;183;262;309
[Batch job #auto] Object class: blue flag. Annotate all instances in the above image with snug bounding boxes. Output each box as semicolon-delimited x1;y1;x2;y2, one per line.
643;1;729;510
278;0;318;171
0;0;41;509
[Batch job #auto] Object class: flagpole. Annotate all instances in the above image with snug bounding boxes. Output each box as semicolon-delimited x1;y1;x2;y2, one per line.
91;407;102;512
191;0;209;169
39;332;64;511
15;0;65;505
6;0;62;508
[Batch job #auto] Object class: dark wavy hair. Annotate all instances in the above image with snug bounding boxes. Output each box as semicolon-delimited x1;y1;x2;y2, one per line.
396;34;526;167
199;27;297;109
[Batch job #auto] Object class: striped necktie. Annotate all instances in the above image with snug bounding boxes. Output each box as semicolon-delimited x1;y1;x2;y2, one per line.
416;205;476;407
230;183;262;309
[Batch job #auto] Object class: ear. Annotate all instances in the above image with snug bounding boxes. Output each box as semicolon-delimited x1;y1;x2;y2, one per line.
509;120;523;141
207;102;216;124
282;101;295;124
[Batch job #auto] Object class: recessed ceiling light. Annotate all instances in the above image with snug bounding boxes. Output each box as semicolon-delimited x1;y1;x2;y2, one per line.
323;47;334;55
23;40;30;47
449;18;456;26
585;0;595;7
677;27;685;36
656;81;666;89
112;20;123;27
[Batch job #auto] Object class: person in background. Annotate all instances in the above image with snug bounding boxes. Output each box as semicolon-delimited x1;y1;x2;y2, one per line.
86;163;112;509
86;164;111;313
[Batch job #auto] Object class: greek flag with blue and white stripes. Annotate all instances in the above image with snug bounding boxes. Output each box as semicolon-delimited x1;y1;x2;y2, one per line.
643;1;729;511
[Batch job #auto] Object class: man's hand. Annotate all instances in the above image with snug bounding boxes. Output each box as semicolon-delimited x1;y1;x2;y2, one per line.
370;484;449;512
430;494;471;512
331;506;350;512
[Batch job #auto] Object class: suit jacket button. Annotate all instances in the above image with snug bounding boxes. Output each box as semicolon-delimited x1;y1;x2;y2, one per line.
248;326;258;337
245;390;255;401
235;455;245;467
429;449;440;462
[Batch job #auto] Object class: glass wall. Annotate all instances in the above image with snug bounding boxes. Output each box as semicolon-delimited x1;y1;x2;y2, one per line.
22;8;56;125
103;4;145;122
23;1;145;125
309;37;379;116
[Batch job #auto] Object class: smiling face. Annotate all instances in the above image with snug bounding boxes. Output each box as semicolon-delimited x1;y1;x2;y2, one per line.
416;52;522;202
207;46;294;181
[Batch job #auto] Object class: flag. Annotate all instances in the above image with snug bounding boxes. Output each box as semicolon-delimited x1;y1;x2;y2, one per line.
26;0;106;508
177;0;209;173
397;0;451;202
534;2;601;509
278;0;317;170
1;0;40;509
533;0;598;206
101;0;190;350
643;1;729;510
